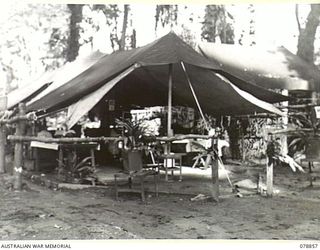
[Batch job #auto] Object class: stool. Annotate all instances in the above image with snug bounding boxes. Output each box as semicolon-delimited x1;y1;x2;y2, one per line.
158;153;185;181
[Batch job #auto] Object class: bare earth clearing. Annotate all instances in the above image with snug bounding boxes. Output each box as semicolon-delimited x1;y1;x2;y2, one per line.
0;163;320;240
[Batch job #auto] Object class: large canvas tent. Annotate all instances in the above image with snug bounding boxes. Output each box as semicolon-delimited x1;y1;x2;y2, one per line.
7;51;105;110
198;42;320;91
22;32;287;129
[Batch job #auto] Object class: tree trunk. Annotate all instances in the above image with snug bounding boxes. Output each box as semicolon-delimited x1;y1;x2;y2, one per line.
66;4;83;62
119;4;130;51
296;4;320;63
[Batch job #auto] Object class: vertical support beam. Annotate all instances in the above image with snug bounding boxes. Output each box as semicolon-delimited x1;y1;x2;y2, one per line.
241;127;245;163
211;140;219;202
14;103;26;190
266;157;273;197
167;64;173;137
211;158;219;202
164;64;173;158
58;147;63;170
32;123;40;171
34;148;40;172
0;94;7;174
311;91;320;105
90;149;95;169
0;125;6;173
281;89;289;155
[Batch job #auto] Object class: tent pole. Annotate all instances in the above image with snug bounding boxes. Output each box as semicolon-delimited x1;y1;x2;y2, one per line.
167;64;173;137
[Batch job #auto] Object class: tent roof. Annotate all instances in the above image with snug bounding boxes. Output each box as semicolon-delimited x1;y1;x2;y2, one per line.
8;51;105;110
198;42;320;91
7;71;54;110
26;32;286;118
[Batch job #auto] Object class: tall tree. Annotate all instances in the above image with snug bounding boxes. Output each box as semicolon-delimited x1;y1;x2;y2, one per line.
0;4;69;89
237;4;256;46
119;4;129;51
66;4;84;62
91;4;133;51
296;4;320;105
296;4;320;63
201;5;234;44
155;5;178;32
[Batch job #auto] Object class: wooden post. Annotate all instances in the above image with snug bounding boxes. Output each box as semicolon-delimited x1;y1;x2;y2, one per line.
164;64;173;163
211;141;219;202
90;149;95;168
211;157;219;202
32;124;40;171
0;125;6;173
167;64;173;137
281;89;289;155
266;157;273;197
13;103;26;190
0;94;7;174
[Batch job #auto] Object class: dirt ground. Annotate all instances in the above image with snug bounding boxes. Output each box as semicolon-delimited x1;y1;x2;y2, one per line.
0;161;320;240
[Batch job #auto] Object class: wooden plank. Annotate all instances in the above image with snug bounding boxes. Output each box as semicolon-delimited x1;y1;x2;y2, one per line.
9;134;214;144
0;112;37;125
58;183;108;190
156;134;214;142
8;135;119;143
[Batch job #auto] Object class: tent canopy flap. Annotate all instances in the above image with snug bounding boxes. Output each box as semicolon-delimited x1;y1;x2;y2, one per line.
66;65;138;129
198;42;320;91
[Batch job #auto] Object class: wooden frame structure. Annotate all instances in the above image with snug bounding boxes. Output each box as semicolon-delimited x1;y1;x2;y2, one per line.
0;102;220;201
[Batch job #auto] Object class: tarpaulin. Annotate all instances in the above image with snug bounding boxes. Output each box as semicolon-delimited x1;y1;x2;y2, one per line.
198;42;320;91
66;64;138;129
26;32;288;115
9;51;105;110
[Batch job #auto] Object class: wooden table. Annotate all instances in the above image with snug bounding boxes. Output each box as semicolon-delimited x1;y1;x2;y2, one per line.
58;142;99;170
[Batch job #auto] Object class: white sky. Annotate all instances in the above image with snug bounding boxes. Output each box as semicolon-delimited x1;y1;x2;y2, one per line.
0;3;309;52
83;3;307;54
130;3;309;53
0;2;316;89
